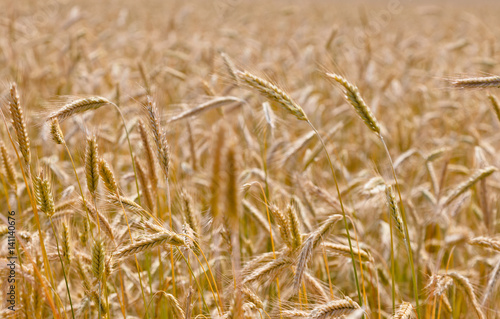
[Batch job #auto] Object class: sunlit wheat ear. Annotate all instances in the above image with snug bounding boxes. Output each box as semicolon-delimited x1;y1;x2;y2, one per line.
48;96;112;122
166;96;245;124
98;158;118;194
280;309;309;318
8;83;30;166
308;296;361;319
242;255;292;285
113;230;185;259
91;238;105;280
385;185;405;239
270;204;292;248
143;96;170;179
293;214;343;292
441;166;497;207
446;272;485;319
164;293;185;318
0;142;17;191
322;242;371;262
85;135;99;196
468;236;500;252
49;118;65;144
180;190;200;236
488;94;500;122
235;70;309;121
426;274;453;300
109;196;149;218
138;120;158;190
241;287;264;310
327;73;381;134
391;302;413;319
451;75;500;89
61;221;71;265
33;172;55;218
286;204;302;249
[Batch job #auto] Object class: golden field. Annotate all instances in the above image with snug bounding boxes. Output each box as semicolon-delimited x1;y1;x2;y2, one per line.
2;0;500;318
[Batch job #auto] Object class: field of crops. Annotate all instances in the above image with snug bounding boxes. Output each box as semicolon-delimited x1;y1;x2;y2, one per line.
2;0;500;318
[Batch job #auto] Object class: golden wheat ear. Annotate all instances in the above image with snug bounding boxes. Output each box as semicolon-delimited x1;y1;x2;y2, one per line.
451;75;500;89
326;73;381;134
235;70;309;121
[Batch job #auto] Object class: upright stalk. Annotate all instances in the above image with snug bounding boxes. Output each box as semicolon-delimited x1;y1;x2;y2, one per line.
381;136;420;318
308;122;363;307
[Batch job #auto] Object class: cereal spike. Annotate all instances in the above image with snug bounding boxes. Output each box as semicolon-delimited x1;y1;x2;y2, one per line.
327;73;381;134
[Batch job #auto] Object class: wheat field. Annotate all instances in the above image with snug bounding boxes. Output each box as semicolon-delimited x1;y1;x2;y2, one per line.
2;0;500;318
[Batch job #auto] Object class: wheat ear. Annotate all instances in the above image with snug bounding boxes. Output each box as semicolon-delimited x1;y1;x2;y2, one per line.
114;230;185;259
451;76;500;89
441;166;497;207
0;142;17;191
391;302;413;319
48;96;112;122
308;297;361;319
8;83;30;166
469;236;500;252
488;94;500;122
235;70;308;121
327;73;381;134
447;272;484;319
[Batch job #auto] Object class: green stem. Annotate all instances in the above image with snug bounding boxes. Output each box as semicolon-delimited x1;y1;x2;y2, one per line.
49;218;76;319
111;104;142;206
308;122;363;308
380;135;420;319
